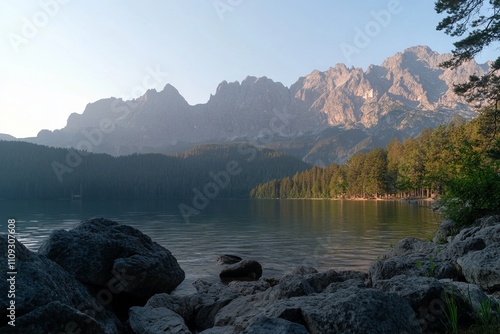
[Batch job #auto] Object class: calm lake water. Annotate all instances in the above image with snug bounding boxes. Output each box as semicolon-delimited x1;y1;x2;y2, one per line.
1;199;440;294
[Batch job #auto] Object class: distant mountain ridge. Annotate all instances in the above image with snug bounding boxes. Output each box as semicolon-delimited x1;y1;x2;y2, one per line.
25;46;489;164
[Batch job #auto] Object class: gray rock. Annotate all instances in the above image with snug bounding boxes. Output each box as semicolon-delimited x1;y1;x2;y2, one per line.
128;306;191;334
271;275;315;299
38;218;185;299
220;260;263;282
374;275;473;332
193;279;239;301
192;280;239;331
369;255;461;285
437;237;486;261
390;237;437;257
433;219;460;243
241;316;308;334
471;220;500;246
324;278;367;293
145;293;201;325
228;280;271;296
214;293;275;330
458;243;500;291
216;286;421;334
284;287;421;334
290;266;318;276
144;280;239;331
0;236;121;333
449;216;500;246
447;280;493;313
217;254;242;265
305;269;367;293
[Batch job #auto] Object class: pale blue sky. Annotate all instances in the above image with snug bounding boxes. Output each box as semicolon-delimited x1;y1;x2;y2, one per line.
0;0;497;138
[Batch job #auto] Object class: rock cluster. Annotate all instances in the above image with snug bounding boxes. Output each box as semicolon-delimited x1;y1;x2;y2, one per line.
0;218;184;333
1;215;500;333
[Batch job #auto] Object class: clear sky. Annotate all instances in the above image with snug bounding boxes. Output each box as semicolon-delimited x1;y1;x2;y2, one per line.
0;0;497;138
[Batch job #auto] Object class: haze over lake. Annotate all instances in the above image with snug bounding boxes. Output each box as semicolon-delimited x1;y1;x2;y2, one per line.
2;199;440;294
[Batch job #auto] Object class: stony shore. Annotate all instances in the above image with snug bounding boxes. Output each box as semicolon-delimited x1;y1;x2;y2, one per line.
1;216;500;333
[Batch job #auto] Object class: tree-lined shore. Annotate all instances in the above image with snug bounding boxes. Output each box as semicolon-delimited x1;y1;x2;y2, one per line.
251;110;500;225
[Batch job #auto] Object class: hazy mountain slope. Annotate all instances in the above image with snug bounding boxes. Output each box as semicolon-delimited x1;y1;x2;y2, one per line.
0;134;16;141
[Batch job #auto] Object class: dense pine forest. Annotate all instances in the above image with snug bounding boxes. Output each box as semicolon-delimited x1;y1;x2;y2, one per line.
0;141;310;200
251;110;500;222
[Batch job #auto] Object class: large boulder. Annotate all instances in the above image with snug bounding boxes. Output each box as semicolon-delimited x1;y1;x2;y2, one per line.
279;287;422;334
38;218;185;300
0;236;121;333
215;284;421;334
220;260;263;282
373;275;474;332
457;243;500;292
369;255;461;285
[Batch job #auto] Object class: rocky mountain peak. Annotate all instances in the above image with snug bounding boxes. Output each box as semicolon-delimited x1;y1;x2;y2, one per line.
29;46;491;162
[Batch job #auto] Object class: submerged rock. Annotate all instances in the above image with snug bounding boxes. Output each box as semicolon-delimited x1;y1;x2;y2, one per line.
217;254;243;265
220;260;263;282
38;217;185;300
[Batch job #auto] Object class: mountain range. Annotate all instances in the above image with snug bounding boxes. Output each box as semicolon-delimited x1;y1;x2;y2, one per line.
10;45;490;165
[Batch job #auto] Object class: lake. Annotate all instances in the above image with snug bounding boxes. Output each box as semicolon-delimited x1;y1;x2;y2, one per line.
0;199;440;294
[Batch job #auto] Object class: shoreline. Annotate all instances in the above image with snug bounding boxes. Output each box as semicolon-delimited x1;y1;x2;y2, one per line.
3;214;499;333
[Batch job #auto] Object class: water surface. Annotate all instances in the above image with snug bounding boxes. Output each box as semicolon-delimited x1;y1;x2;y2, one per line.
0;199;440;294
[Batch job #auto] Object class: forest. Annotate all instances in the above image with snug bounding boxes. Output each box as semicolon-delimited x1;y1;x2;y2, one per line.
0;141;310;200
250;109;500;223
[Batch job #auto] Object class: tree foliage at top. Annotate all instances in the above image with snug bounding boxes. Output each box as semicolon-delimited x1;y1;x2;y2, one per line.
435;0;500;108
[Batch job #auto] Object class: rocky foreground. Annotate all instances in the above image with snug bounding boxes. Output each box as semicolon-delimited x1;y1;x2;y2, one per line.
1;216;500;333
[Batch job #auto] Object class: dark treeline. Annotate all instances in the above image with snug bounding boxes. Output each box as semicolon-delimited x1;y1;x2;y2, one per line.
251;111;500;201
0;141;311;200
